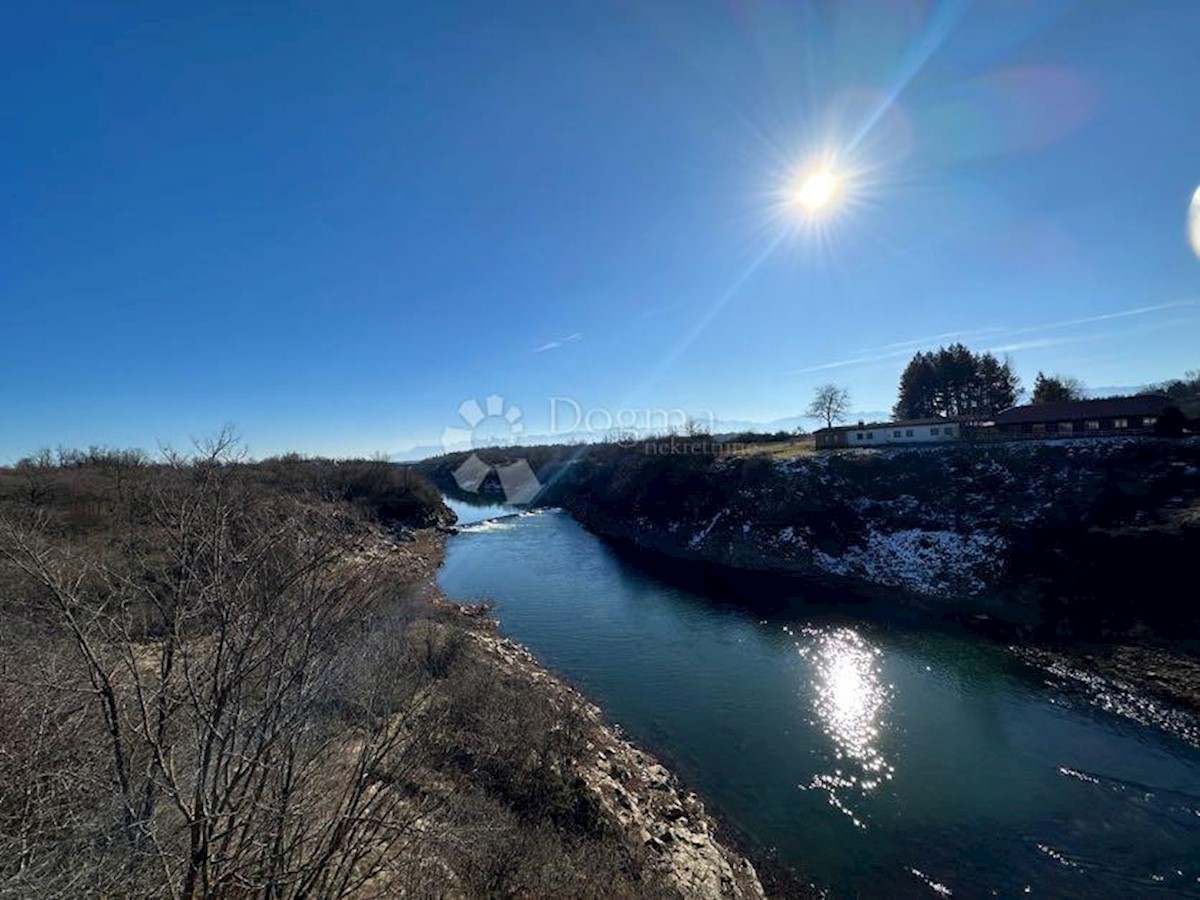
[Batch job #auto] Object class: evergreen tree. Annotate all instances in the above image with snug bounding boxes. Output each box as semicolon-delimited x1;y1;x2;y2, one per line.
894;344;1020;420
893;352;939;419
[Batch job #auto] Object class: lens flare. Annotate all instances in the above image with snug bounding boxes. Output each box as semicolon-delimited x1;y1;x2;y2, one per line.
1189;186;1200;258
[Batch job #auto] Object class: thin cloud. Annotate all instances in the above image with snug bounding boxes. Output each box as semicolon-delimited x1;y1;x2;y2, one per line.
985;334;1098;354
784;348;914;375
1001;299;1197;338
988;311;1200;357
877;326;1005;352
787;299;1197;376
532;332;583;353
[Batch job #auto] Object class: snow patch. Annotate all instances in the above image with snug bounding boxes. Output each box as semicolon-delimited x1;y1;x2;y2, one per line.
813;527;1005;596
688;511;727;548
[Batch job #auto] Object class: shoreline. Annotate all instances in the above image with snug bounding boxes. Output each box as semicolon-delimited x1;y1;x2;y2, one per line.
426;496;1200;898
559;515;1200;735
452;506;1200;751
415;526;793;898
465;628;778;898
1010;643;1200;746
422;438;1200;667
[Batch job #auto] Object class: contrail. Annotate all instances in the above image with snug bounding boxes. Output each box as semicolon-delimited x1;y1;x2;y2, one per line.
788;299;1197;376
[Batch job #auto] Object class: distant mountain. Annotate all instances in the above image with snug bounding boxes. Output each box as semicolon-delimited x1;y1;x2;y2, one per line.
392;444;456;462
393;411;897;461
393;430;592;462
1082;385;1151;399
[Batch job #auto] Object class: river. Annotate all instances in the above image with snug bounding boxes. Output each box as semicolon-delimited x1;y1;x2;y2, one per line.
437;499;1200;896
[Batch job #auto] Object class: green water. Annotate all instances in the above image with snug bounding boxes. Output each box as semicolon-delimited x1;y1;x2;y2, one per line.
438;501;1200;896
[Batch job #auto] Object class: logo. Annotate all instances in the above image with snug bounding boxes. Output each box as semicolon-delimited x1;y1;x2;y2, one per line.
440;395;542;504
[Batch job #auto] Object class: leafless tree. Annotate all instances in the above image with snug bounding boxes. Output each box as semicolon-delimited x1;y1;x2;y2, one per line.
0;442;448;898
0;438;673;898
806;384;851;429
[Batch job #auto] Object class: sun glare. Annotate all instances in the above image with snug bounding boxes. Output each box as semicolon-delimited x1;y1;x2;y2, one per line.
796;169;841;214
1189;186;1200;258
783;161;854;225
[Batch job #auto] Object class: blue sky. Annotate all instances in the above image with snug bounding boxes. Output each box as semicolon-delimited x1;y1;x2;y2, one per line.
3;0;1197;460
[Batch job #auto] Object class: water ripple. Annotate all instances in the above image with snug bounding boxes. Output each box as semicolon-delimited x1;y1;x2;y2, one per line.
1033;656;1200;747
909;867;954;895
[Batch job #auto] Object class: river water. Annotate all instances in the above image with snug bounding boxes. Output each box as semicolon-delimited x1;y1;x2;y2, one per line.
437;499;1200;897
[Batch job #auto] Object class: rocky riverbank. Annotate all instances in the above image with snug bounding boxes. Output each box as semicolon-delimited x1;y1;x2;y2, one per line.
464;628;770;899
1010;642;1200;746
533;438;1200;638
414;528;773;899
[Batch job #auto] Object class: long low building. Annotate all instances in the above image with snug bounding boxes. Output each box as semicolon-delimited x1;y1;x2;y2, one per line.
814;418;962;449
991;394;1173;437
813;395;1179;449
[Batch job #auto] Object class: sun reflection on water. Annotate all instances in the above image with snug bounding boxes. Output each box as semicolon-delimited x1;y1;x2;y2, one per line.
794;626;894;828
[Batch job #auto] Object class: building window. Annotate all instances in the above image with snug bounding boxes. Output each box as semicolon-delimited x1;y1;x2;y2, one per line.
866;431;874;439
1143;416;1157;427
930;427;939;435
1032;423;1046;433
855;433;863;440
1114;418;1128;428
893;430;902;438
1085;420;1100;430
1060;422;1074;433
905;429;913;437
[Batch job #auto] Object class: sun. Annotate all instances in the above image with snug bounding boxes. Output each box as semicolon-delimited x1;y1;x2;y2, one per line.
772;152;862;239
790;166;845;218
798;169;840;211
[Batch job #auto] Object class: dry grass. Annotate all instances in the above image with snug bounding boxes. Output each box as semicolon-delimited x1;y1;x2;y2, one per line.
727;439;817;460
0;439;673;898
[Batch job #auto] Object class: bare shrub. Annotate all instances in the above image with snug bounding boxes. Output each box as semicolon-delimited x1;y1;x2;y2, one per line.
0;439;672;898
0;447;445;897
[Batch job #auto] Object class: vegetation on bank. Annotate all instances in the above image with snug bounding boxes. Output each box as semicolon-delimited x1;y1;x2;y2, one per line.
0;435;691;898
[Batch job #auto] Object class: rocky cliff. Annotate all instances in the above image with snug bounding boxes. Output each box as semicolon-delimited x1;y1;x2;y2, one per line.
468;630;770;899
552;439;1200;638
456;438;1200;639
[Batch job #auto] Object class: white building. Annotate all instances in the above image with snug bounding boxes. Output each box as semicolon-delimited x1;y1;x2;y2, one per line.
814;418;963;449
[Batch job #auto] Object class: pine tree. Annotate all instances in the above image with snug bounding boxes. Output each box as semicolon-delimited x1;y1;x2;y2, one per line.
894;345;1020;420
